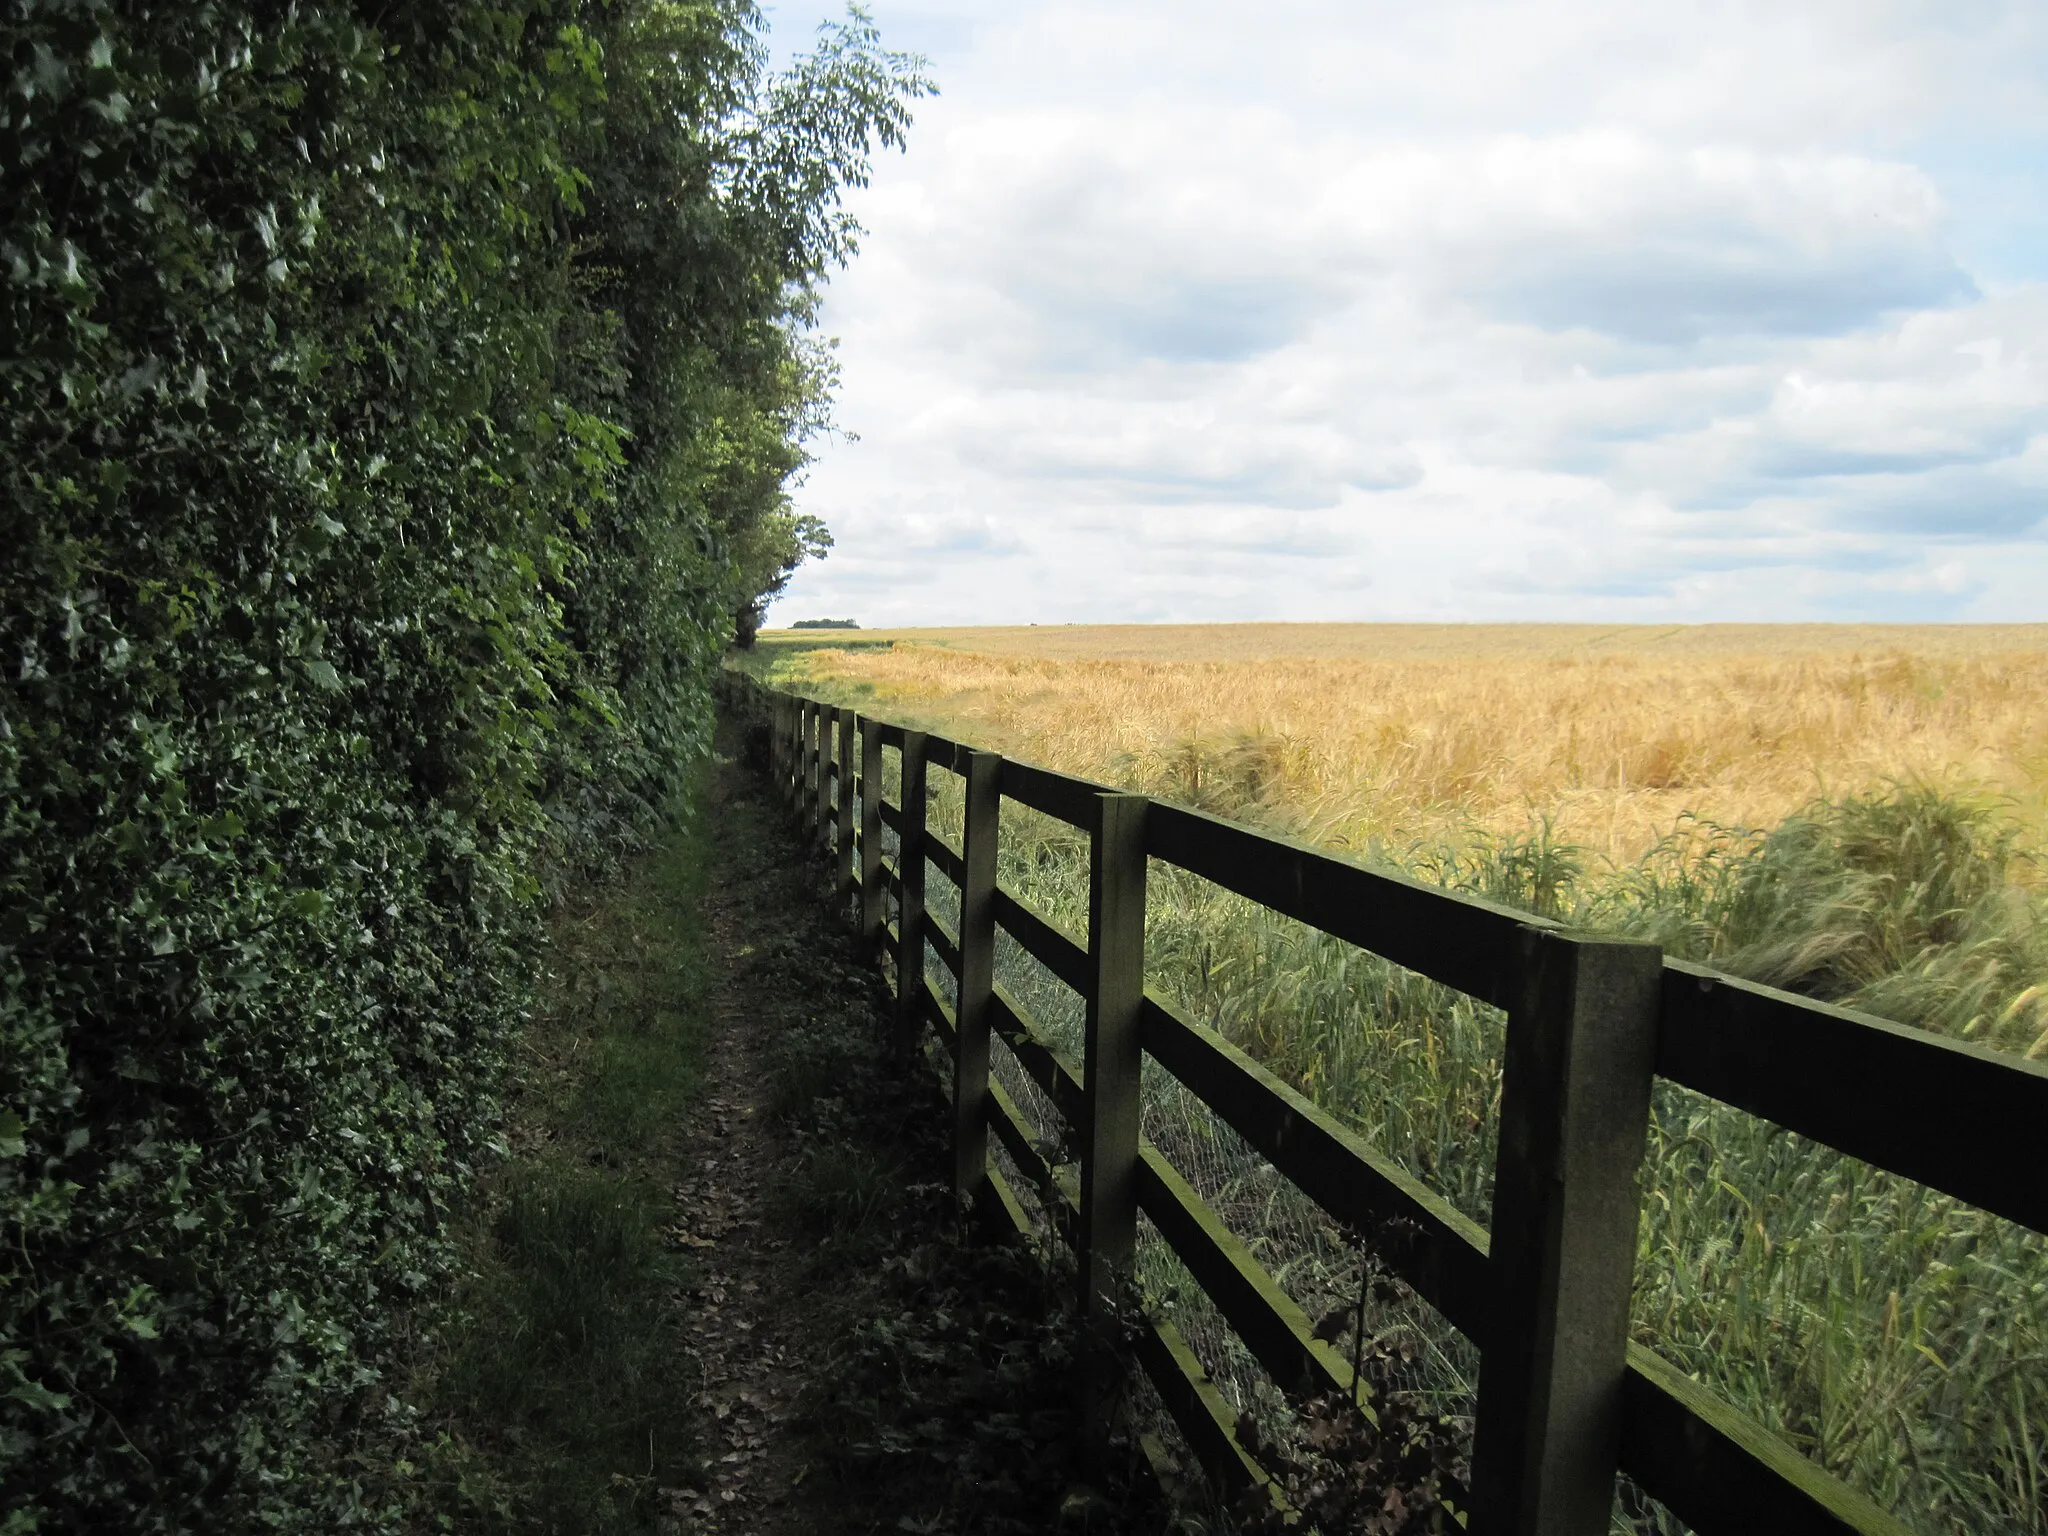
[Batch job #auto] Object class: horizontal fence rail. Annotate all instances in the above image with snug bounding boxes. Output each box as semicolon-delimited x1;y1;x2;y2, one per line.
755;680;2048;1536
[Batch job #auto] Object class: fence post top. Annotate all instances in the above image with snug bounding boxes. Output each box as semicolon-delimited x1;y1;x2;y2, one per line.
1521;924;1663;962
1088;790;1148;836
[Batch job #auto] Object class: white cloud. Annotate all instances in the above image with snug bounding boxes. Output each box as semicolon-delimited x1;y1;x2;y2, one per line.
765;0;2048;624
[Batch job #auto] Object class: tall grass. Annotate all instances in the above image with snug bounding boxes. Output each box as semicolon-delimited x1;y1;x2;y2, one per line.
1125;785;2048;1534
1595;787;2048;1054
785;640;2048;1536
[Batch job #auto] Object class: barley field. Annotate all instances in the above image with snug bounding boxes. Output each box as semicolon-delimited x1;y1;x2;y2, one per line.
759;623;2048;868
748;624;2048;1535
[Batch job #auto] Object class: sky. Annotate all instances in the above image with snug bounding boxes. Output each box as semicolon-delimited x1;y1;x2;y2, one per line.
759;0;2048;626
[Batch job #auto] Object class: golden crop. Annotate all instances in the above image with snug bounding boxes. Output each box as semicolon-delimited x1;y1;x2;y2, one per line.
767;623;2048;866
753;623;2048;1531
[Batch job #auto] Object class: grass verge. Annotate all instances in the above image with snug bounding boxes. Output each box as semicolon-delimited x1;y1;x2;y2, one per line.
408;808;713;1533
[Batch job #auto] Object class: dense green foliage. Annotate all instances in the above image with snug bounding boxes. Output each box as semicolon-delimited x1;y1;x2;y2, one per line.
0;3;923;1529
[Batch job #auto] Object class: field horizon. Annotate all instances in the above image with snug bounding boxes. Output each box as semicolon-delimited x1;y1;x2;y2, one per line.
761;620;2048;660
751;620;2048;871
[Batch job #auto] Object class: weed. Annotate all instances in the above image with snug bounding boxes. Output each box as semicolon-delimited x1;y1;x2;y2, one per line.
1241;1240;1472;1535
784;1141;907;1251
433;1161;698;1532
765;1014;873;1127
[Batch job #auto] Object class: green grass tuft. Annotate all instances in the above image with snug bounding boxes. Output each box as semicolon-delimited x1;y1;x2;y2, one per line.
1601;783;2048;1054
437;1159;697;1527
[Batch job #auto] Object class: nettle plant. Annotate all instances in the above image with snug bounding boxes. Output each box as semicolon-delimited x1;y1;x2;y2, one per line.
0;3;925;1529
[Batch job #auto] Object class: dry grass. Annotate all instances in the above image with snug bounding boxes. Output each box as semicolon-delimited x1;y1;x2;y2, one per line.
761;624;2048;865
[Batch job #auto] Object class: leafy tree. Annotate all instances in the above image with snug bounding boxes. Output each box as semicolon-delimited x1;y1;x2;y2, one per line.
0;3;925;1529
734;509;835;645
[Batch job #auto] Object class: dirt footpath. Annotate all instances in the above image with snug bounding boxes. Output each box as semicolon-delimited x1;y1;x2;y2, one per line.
666;738;856;1533
663;722;1167;1536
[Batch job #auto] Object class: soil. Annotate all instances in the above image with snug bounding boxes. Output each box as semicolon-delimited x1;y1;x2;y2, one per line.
665;731;857;1533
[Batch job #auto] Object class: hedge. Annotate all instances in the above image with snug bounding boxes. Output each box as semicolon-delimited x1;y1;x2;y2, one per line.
0;3;923;1528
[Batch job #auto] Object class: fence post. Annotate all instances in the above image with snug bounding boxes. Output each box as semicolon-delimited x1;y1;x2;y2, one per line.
1078;793;1148;1440
804;700;818;821
894;730;929;1053
814;703;834;849
836;708;857;899
781;695;796;808
802;704;819;835
783;695;796;807
795;698;809;815
1470;929;1661;1536
779;696;791;799
859;716;885;950
953;750;1001;1204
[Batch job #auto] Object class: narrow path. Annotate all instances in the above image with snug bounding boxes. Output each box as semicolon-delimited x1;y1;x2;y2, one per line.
661;718;1169;1536
669;1079;807;1529
667;740;832;1533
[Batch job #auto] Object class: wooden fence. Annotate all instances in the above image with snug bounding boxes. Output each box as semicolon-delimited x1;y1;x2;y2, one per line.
753;680;2048;1536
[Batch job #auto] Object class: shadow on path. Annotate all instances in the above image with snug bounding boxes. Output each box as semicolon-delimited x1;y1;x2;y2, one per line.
670;713;1171;1535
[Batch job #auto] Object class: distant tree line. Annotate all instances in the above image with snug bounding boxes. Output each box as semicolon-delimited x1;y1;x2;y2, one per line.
791;617;862;629
0;3;924;1528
